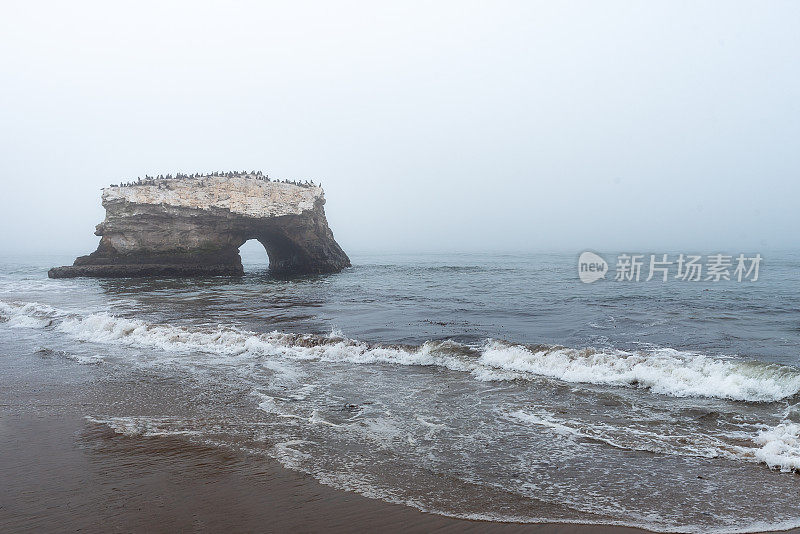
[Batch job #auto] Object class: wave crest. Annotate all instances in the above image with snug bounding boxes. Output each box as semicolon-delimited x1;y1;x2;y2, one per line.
2;298;800;403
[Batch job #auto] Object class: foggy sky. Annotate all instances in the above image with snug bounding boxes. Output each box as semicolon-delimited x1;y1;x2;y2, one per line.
1;1;798;256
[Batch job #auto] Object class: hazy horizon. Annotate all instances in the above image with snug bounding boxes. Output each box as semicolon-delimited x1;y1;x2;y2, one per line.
2;1;798;256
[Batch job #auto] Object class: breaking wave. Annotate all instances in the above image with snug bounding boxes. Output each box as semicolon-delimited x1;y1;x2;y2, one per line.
2;298;800;404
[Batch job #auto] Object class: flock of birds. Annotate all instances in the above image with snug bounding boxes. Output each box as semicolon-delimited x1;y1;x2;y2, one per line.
110;170;318;188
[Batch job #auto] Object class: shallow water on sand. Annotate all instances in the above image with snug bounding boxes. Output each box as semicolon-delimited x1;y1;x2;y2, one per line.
2;250;800;533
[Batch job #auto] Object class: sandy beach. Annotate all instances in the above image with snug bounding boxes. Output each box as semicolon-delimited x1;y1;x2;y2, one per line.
0;340;651;534
4;374;799;534
2;414;655;534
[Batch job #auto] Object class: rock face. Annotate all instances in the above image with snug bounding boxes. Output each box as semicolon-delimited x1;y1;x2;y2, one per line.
49;175;350;278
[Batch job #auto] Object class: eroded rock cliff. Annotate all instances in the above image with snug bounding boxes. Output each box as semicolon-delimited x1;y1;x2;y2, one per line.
48;174;350;278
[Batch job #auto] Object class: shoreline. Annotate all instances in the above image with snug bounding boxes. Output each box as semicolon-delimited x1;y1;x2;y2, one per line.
3;413;799;534
0;348;652;534
1;413;652;534
1;319;798;534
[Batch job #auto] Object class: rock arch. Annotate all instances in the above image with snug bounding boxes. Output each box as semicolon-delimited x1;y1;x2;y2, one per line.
49;175;350;278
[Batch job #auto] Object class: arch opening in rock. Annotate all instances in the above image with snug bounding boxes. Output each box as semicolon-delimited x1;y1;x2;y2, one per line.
238;239;269;272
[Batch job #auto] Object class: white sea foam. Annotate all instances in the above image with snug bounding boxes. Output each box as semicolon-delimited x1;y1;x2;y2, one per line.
507;409;751;460
251;391;303;419
7;314;53;328
36;348;105;365
0;300;63;328
508;407;800;473
254;392;280;413
85;416;202;438
753;422;800;472
3;298;800;403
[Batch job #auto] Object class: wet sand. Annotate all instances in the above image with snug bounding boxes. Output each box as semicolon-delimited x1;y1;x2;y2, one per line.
1;413;655;534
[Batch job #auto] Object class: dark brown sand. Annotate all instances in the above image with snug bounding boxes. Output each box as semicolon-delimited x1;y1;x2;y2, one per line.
0;414;652;534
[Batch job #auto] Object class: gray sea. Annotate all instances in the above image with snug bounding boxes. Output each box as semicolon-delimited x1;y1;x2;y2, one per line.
2;248;800;533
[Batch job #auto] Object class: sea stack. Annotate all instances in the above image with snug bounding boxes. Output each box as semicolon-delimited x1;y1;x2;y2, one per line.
48;173;350;278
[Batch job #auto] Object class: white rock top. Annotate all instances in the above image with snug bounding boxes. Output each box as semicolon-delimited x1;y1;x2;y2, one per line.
102;176;323;218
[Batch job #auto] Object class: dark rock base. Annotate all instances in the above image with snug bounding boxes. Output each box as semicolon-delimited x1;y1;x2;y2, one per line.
48;264;245;279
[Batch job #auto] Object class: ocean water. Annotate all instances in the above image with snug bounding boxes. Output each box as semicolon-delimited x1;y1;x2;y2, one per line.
2;249;800;533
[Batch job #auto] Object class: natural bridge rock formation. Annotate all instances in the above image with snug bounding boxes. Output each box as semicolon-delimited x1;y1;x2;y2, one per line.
48;174;350;278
